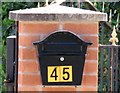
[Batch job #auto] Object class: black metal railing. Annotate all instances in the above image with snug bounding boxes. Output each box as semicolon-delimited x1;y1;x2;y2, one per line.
99;45;120;92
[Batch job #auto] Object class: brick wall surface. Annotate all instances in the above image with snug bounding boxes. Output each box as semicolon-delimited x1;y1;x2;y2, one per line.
18;21;98;92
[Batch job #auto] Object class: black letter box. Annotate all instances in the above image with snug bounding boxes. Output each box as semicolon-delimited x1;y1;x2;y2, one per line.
33;30;92;85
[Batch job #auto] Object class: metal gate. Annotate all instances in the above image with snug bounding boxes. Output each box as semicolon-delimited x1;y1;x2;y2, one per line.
98;22;120;91
99;45;120;91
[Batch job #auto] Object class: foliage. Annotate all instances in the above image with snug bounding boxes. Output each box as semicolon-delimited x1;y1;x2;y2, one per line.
2;2;38;51
0;64;6;92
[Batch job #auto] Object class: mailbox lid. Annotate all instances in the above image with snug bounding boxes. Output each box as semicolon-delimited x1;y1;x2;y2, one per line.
33;31;92;55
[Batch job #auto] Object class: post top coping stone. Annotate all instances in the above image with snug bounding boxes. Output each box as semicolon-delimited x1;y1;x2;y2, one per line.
9;4;107;22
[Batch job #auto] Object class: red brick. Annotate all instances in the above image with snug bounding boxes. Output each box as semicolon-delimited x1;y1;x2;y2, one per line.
86;49;98;60
80;36;98;48
18;21;99;91
18;74;41;85
42;87;76;91
18;86;40;92
18;61;39;73
76;87;97;91
19;48;38;60
63;22;98;34
18;74;22;85
19;21;59;34
81;75;98;86
83;62;98;74
19;35;40;47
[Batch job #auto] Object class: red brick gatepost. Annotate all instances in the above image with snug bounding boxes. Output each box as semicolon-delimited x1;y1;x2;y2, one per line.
9;5;107;92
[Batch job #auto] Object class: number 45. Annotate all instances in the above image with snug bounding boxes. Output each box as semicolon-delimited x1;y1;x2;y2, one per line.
48;66;72;82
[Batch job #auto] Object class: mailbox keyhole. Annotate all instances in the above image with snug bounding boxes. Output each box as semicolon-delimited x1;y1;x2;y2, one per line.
60;57;64;62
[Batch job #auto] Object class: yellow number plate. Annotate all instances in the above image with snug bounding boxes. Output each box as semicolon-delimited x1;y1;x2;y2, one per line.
48;66;72;82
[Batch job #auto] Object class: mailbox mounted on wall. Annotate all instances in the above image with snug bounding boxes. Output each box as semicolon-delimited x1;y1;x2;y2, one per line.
33;30;92;85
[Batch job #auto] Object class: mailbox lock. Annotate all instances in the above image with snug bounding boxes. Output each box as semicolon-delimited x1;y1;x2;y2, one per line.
60;57;64;62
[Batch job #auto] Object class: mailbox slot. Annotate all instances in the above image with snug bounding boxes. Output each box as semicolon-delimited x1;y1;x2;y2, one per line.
36;42;88;55
33;30;92;85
